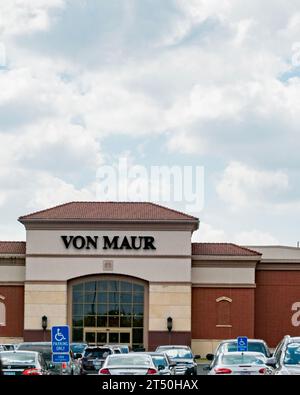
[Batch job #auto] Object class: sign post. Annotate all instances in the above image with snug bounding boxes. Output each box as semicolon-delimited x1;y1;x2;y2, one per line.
51;325;70;364
237;336;248;352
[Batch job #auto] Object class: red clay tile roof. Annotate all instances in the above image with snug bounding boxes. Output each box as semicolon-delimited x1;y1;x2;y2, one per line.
19;202;199;223
192;243;261;256
0;241;26;255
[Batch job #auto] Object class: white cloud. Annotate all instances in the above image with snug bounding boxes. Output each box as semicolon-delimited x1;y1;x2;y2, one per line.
0;1;65;37
234;230;279;245
192;222;227;242
216;161;289;210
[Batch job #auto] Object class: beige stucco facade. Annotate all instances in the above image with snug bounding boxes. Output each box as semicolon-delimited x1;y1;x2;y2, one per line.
149;284;191;332
24;283;67;330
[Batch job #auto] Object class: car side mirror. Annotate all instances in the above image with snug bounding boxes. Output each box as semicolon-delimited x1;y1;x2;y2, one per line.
194;354;200;360
158;365;165;371
206;353;214;361
266;357;276;368
74;353;82;359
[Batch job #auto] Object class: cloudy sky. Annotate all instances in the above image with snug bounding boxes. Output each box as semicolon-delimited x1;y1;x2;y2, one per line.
0;0;300;245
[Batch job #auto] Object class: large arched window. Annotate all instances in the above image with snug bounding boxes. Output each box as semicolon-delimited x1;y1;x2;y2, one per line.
216;296;232;327
70;276;146;350
0;295;6;326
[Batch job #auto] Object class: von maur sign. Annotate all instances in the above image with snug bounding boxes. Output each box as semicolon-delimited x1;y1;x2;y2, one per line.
61;235;156;251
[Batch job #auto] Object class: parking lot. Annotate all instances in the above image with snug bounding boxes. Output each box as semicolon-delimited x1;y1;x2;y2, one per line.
1;336;298;376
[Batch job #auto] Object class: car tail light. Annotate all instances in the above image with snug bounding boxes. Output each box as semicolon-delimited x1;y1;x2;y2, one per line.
147;368;157;375
259;368;266;374
99;368;110;375
214;368;232;374
62;362;67;370
22;368;42;376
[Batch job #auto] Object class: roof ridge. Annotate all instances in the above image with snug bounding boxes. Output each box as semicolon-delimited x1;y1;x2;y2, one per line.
18;201;199;222
18;201;75;220
147;202;199;221
230;243;261;255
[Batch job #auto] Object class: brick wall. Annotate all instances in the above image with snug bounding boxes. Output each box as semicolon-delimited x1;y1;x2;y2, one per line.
255;271;300;347
0;285;24;337
192;288;255;339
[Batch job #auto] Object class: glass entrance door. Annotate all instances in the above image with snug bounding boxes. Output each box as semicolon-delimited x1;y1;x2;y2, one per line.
84;328;132;347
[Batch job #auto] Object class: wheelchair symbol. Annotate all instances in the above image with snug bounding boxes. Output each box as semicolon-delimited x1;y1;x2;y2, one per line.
54;328;66;342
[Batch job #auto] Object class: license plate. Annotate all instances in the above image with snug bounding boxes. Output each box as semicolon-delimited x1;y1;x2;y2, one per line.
4;371;16;375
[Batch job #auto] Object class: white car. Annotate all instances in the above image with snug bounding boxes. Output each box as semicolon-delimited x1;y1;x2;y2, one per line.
98;353;163;375
208;352;273;375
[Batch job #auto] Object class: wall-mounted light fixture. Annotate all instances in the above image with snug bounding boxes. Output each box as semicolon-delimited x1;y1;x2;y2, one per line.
167;316;173;333
41;315;48;331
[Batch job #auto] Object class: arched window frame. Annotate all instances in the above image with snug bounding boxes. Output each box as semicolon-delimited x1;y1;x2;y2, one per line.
216;296;232;327
0;295;6;327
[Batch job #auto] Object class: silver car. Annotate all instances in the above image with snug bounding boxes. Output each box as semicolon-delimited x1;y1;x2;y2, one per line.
208;352;271;375
268;336;300;375
98;353;162;375
135;352;176;375
0;350;49;376
155;345;199;375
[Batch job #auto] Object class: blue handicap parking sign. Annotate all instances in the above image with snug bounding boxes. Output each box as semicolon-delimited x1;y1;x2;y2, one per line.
51;326;70;354
237;336;248;352
52;353;70;364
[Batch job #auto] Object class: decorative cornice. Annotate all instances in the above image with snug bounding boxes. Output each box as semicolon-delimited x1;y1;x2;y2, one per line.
192;261;257;268
192;283;256;288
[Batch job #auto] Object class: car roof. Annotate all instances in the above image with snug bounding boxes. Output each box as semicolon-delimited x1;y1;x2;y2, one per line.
134;352;167;356
0;350;39;355
84;346;113;350
108;353;150;358
287;337;300;342
156;345;190;349
219;351;266;357
220;339;266;344
18;342;51;345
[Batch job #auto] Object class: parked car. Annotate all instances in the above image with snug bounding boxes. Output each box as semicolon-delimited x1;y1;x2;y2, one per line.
103;344;130;354
0;350;49;376
207;351;272;375
99;353;165;375
267;335;300;375
155;345;199;375
1;344;16;351
135;352;176;375
16;342;80;375
206;338;272;369
70;342;88;359
80;346;115;375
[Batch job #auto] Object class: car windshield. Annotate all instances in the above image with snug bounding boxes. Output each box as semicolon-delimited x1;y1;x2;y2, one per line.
223;342;267;356
108;355;151;367
151;356;167;368
17;344;52;362
84;348;112;359
0;352;36;364
283;343;300;365
220;354;265;365
159;349;193;359
71;344;86;354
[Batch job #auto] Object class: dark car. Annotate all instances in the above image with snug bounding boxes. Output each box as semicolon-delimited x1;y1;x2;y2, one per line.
155;345;199;375
70;343;88;359
0;350;49;375
80;346;115;375
206;339;272;372
17;342;80;375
